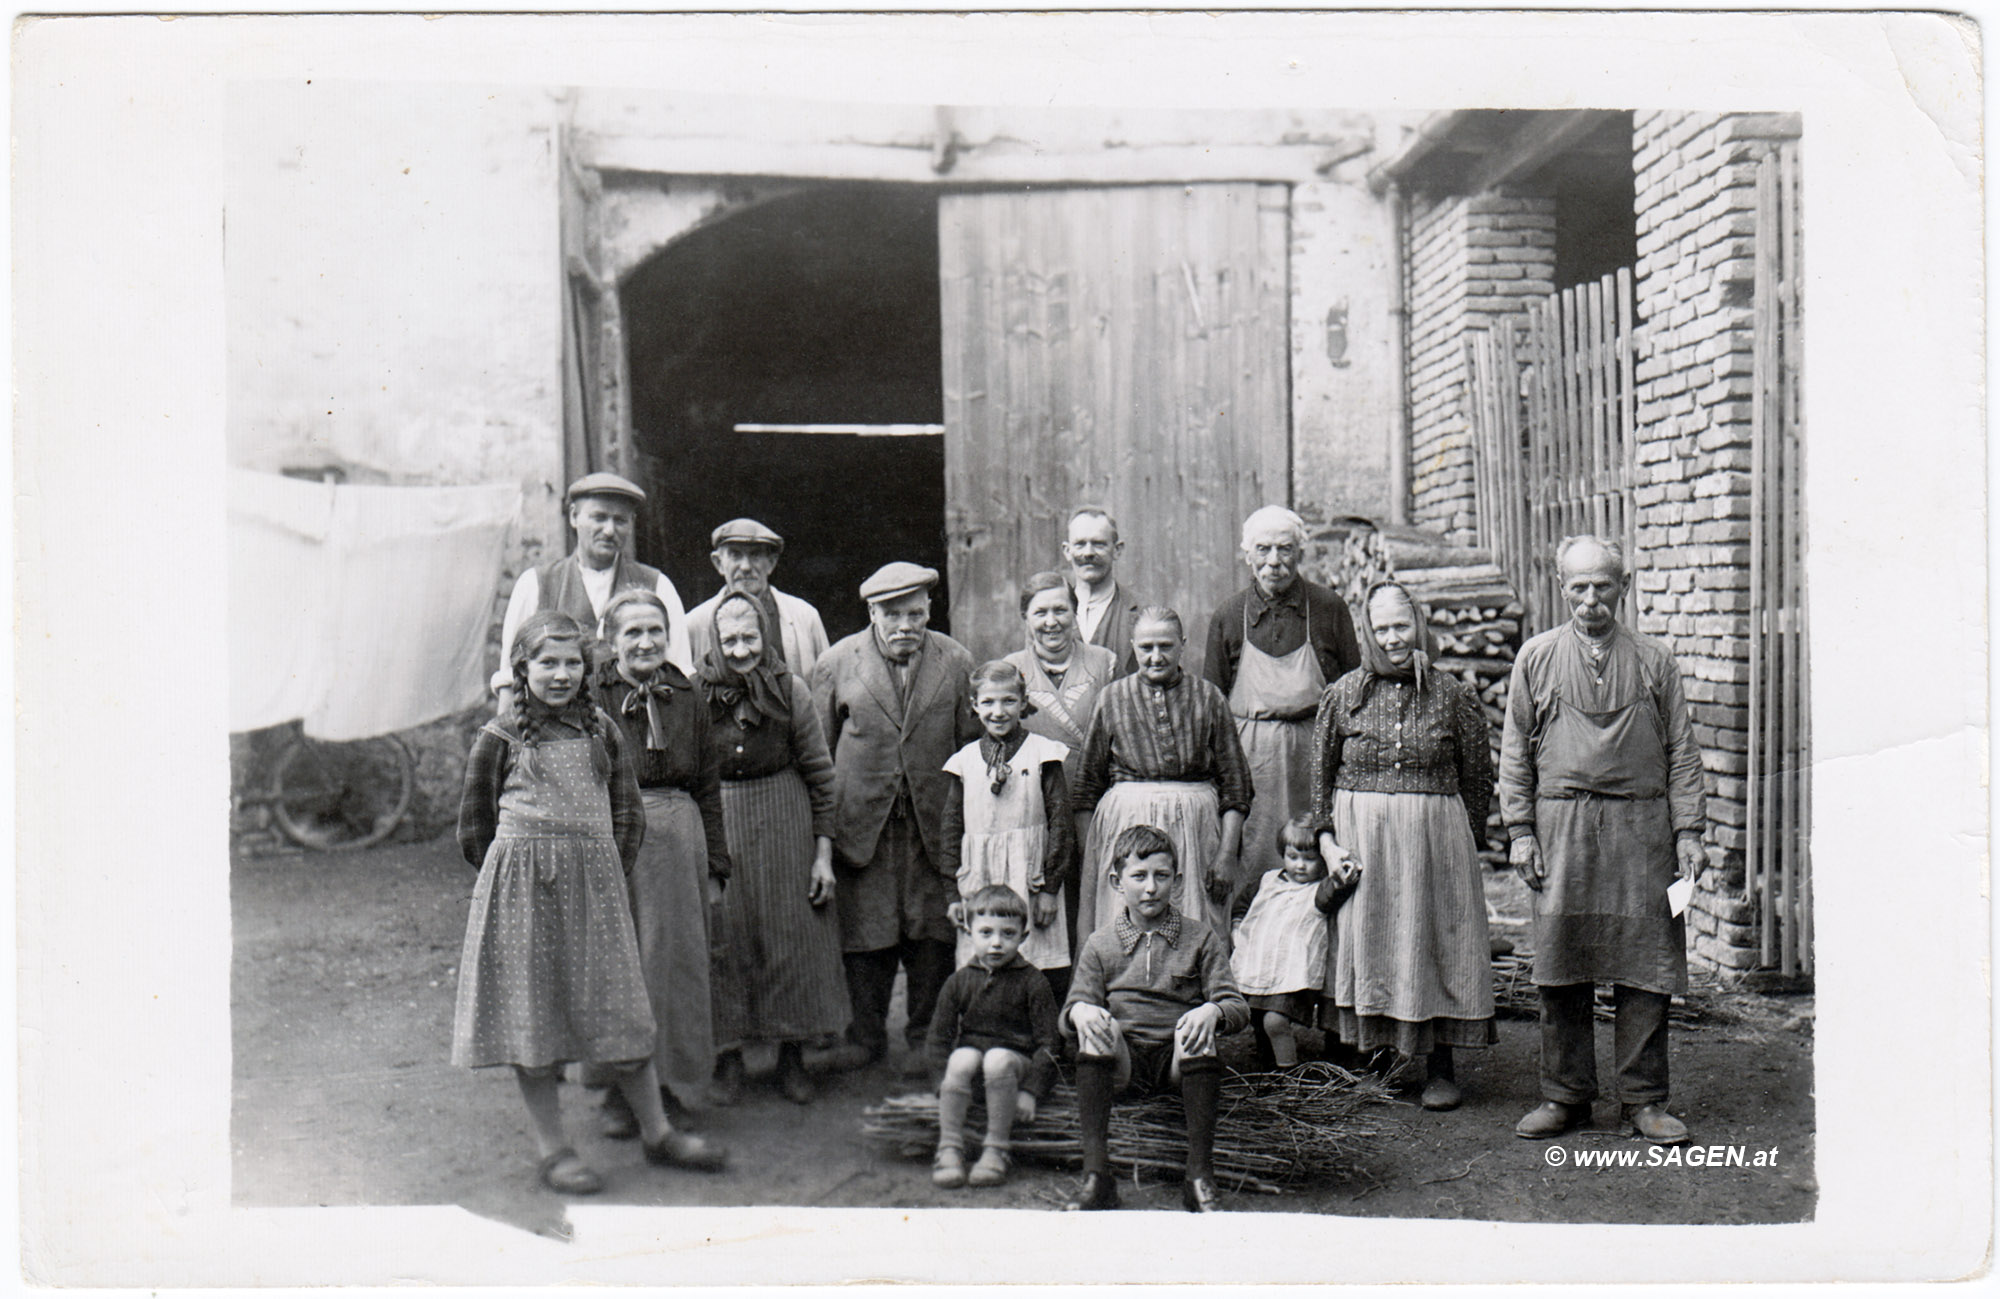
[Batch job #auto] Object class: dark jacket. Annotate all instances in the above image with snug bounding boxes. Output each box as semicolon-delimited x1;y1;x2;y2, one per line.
1081;579;1147;678
811;628;979;866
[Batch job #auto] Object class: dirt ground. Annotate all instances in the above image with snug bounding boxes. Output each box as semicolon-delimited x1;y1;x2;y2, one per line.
232;839;1816;1238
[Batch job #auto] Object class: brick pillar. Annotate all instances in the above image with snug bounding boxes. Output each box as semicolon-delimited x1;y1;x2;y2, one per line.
1630;110;1803;980
1403;190;1557;545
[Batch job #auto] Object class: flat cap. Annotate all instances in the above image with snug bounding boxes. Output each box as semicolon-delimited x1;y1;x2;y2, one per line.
710;517;784;551
859;561;940;604
566;471;646;505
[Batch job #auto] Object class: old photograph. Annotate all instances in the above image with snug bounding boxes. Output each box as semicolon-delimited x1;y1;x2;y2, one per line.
15;9;1988;1288
224;84;1816;1230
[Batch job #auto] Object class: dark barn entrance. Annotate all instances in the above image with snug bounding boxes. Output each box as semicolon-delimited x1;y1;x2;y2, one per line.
622;184;946;642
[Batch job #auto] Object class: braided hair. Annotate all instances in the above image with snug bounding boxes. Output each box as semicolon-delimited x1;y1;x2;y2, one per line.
508;610;613;780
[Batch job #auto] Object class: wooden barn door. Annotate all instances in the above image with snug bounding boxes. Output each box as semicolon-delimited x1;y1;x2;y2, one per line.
938;184;1291;668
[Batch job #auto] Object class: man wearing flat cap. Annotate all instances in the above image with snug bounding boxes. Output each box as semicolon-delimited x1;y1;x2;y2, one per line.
812;562;979;1074
686;518;831;681
493;472;691;703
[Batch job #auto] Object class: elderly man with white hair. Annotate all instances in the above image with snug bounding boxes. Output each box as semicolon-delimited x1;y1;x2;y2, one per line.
1500;535;1705;1146
1202;505;1360;900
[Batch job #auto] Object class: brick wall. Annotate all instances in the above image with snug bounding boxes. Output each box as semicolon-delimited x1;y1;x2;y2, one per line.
1629;110;1802;979
1404;190;1556;545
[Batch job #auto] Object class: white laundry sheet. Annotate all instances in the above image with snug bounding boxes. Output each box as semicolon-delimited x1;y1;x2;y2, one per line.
228;468;520;740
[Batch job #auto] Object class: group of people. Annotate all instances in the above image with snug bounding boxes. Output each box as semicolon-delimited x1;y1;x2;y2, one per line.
448;473;1711;1209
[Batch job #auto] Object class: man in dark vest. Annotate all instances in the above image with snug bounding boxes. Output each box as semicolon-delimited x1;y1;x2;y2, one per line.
492;472;690;709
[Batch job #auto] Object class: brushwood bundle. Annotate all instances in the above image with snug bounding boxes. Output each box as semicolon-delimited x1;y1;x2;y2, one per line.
859;1061;1403;1195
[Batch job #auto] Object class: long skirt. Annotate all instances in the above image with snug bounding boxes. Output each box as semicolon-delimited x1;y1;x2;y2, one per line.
451;832;655;1070
712;769;851;1044
1324;789;1496;1056
1080;780;1224;941
625;787;717;1097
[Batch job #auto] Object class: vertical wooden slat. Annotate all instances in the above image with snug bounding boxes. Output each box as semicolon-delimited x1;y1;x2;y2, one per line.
1777;139;1805;977
1592;269;1608;539
1782;139;1811;975
1748;148;1774;967
1617;266;1637;559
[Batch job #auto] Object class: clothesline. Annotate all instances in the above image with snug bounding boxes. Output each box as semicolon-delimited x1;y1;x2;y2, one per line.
228;468;521;740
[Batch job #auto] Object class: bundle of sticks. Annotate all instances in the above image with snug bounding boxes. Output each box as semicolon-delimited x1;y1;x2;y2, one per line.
859;1062;1403;1196
1489;951;1710;1029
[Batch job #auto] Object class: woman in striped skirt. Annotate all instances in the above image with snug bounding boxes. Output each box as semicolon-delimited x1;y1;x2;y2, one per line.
1309;581;1496;1112
700;588;847;1104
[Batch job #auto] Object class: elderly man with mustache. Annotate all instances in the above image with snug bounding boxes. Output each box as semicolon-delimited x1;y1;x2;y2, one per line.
1202;505;1360;908
812;563;981;1076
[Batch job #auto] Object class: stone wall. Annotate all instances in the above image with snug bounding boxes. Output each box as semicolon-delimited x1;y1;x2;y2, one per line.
1629;110;1803;979
1403;190;1557;546
226;82;572;845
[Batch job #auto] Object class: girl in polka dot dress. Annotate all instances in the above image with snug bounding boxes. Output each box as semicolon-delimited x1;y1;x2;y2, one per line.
453;611;727;1195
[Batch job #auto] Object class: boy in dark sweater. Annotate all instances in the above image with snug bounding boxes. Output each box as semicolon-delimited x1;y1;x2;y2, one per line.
1061;824;1249;1213
927;884;1061;1189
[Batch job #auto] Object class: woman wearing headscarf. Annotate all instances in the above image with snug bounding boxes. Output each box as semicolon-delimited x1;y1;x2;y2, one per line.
700;588;847;1105
1308;581;1496;1111
588;589;733;1143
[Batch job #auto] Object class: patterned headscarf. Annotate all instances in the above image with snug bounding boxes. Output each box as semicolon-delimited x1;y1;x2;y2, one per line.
698;589;791;729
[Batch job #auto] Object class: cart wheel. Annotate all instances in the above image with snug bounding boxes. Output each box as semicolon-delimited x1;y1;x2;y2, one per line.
270;734;416;851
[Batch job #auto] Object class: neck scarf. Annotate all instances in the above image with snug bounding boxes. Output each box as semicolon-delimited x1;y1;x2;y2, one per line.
615;664;678;751
1353;580;1436;706
699;594;790;730
978;728;1027;795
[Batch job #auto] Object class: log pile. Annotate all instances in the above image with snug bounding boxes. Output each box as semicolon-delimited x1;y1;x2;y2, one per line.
859;1062;1404;1195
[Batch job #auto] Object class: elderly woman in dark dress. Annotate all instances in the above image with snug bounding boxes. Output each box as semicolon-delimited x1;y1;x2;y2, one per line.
700;589;847;1105
588;589;733;1152
1308;580;1495;1112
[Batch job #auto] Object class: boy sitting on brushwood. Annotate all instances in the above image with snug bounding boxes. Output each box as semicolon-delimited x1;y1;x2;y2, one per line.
1060;824;1249;1213
928;884;1062;1190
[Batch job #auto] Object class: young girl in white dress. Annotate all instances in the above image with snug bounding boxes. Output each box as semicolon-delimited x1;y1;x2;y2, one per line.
939;661;1078;992
1230;815;1353;1067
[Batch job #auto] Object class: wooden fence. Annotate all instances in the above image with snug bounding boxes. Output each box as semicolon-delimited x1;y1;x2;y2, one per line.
1464;267;1637;637
1747;139;1810;976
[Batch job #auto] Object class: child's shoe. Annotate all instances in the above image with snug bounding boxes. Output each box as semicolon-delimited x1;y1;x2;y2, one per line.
966;1147;1010;1187
1063;1171;1120;1211
931;1146;968;1188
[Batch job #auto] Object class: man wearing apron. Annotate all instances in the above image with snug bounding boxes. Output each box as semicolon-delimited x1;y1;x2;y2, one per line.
1203;506;1361;910
1498;535;1706;1147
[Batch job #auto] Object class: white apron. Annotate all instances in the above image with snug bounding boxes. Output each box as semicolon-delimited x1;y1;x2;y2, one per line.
1229;599;1328;901
943;732;1073;970
1080;779;1225;943
1230;870;1330;996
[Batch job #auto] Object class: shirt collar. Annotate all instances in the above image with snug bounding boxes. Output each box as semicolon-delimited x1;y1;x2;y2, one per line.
1115;908;1183;953
1249;581;1307;623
